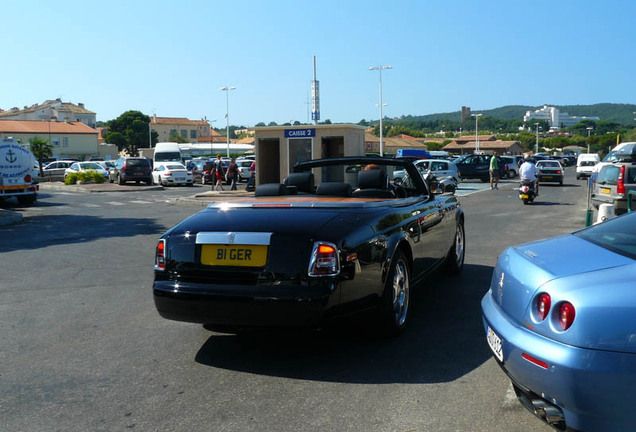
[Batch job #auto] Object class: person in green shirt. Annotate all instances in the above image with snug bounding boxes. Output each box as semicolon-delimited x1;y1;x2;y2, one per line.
490;151;500;190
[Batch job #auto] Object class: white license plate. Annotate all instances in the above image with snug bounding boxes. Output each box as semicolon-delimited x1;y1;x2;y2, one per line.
487;326;503;362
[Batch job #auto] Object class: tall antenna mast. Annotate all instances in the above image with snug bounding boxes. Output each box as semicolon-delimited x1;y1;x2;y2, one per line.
311;56;320;125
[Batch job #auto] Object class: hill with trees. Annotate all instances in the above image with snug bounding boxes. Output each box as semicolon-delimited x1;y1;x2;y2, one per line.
399;103;636;125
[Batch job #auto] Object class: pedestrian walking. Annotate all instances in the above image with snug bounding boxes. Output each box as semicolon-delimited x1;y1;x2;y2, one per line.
245;161;255;191
227;157;239;191
490;151;500;190
214;154;225;191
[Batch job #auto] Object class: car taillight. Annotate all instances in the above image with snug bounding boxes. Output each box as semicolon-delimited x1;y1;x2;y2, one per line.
558;302;576;330
121;165;127;173
536;293;551;321
308;241;340;277
155;239;166;271
617;165;626;195
24;174;32;182
556;170;562;174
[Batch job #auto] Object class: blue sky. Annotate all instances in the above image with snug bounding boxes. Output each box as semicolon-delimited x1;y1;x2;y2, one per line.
2;0;634;126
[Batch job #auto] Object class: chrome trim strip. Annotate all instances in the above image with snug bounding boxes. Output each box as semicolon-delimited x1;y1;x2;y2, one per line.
204;197;422;210
196;232;272;245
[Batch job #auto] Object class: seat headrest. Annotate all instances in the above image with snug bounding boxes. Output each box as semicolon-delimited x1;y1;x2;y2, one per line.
284;172;314;193
358;169;386;189
315;182;353;197
255;183;287;196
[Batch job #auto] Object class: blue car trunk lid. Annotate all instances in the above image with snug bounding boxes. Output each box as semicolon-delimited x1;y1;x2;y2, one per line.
491;234;631;324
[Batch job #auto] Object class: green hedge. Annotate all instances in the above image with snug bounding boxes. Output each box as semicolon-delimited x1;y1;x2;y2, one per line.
64;170;107;185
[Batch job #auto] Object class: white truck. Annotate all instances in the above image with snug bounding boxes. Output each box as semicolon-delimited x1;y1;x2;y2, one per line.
0;138;39;205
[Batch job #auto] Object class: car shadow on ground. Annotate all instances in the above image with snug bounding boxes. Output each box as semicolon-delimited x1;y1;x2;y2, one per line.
194;263;494;384
0;194;66;209
0;214;165;252
530;201;573;206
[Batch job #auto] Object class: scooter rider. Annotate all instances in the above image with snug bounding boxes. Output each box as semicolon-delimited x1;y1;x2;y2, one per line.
519;154;539;196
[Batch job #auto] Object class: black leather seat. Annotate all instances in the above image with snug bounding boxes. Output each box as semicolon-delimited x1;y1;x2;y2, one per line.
352;169;395;198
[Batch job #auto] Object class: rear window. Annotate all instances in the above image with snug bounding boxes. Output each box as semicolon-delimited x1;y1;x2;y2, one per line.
581;161;596;167
597;166;620;185
538;161;560;168
574;212;636;259
127;159;149;167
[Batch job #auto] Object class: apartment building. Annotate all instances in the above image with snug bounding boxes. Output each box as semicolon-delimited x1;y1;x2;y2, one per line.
0;99;97;128
150;116;212;143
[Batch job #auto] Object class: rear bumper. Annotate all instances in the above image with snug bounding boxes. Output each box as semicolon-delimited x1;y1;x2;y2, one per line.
537;174;563;182
481;291;636;432
591;196;628;213
153;280;335;327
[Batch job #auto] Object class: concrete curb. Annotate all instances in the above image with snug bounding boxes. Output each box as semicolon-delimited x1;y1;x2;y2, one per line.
38;182;165;193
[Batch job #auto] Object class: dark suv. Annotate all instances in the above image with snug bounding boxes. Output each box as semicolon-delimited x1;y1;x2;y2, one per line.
453;153;507;182
109;157;153;185
591;144;636;215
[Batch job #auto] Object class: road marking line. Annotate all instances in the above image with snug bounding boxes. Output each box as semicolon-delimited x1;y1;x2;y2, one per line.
82;203;100;207
105;201;125;206
130;200;151;205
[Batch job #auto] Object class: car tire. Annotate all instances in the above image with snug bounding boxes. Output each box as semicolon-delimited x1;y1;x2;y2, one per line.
378;249;410;337
146;178;153;185
17;194;36;205
109;177;114;183
118;175;125;185
442;221;465;275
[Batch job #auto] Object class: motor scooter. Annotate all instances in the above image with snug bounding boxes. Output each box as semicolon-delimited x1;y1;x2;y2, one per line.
519;180;536;205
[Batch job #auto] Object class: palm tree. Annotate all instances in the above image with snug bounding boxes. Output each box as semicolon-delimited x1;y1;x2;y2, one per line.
29;137;54;176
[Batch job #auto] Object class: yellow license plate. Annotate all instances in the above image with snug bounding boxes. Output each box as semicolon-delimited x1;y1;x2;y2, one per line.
520;194;529;199
601;187;611;194
201;244;268;267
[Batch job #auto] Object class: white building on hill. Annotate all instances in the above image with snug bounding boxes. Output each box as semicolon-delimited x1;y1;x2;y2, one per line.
523;105;599;130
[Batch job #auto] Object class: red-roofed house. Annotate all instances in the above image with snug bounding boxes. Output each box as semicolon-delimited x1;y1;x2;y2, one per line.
0;120;100;160
150;116;212;143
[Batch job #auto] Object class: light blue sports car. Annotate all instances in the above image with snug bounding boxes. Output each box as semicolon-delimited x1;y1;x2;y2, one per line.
481;212;636;432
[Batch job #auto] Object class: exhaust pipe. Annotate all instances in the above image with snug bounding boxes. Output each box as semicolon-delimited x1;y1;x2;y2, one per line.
531;399;565;427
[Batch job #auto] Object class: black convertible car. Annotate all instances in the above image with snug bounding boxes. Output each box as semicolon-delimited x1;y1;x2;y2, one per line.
153;157;465;336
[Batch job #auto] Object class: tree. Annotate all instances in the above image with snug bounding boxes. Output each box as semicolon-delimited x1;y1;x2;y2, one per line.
104;111;152;156
29;137;53;176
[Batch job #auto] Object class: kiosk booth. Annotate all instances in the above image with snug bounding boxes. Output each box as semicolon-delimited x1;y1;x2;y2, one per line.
251;124;367;186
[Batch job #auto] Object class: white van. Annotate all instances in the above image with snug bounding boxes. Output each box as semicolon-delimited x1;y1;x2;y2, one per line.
153;142;182;167
576;153;600;180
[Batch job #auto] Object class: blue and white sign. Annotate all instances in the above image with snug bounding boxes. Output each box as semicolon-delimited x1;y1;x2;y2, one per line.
285;128;316;138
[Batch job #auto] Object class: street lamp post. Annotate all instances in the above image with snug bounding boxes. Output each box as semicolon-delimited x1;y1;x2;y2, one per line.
208;119;217;157
219;86;236;157
369;65;392;157
472;114;482;153
535;122;540;154
586;127;593;153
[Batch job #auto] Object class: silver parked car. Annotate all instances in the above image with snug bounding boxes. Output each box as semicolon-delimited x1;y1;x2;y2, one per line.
393;159;461;183
499;156;518;178
42;160;76;179
591;146;636;215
